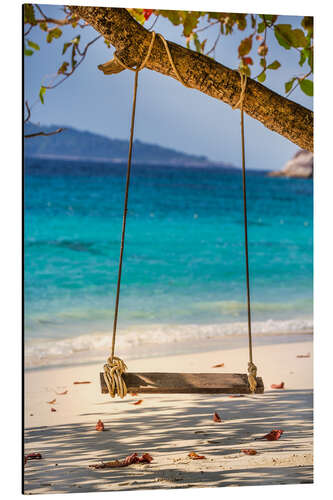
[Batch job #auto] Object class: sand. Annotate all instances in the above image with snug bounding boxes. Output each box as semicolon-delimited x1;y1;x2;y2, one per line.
24;340;313;494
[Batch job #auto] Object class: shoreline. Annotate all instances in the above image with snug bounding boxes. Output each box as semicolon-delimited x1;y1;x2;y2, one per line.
25;316;313;370
24;339;313;493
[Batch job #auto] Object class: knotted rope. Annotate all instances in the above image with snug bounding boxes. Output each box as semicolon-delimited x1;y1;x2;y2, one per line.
104;30;188;398
233;71;258;394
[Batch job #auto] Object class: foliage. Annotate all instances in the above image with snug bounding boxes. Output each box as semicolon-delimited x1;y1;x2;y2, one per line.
129;9;313;96
24;4;313;114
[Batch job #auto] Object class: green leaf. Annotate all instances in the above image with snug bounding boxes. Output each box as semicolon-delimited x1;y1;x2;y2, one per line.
24;48;34;56
238;36;252;57
39;86;46;104
183;12;199;36
260;57;266;68
193;33;201;52
27;40;40;51
288;29;307;48
299;50;307;67
46;27;63;43
267;60;281;70
58;61;69;75
39;21;48;32
300;79;313;96
24;4;36;25
285;77;296;93
257;22;265;33
257;72;266;83
274;25;292;49
62;42;72;55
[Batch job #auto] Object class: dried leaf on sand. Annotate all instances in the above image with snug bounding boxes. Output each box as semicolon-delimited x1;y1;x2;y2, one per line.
213;411;222;422
256;429;284;441
188;452;206;460
212;363;224;368
47;399;56;404
73;381;91;384
89;453;153;469
242;449;257;455
133;399;143;405
271;382;285;389
96;419;104;431
55;390;68;395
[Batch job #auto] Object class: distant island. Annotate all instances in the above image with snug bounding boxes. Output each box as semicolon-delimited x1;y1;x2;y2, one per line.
268;149;313;179
24;123;229;167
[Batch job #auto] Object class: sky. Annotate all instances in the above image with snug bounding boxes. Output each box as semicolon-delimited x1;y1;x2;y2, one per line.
24;5;313;171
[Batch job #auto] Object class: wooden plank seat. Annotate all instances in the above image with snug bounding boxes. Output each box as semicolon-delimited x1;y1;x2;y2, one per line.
100;372;264;394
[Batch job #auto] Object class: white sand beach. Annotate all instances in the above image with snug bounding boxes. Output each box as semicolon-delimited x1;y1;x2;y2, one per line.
24;339;313;494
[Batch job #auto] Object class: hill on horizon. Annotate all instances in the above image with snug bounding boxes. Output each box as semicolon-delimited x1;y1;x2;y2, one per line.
24;122;227;167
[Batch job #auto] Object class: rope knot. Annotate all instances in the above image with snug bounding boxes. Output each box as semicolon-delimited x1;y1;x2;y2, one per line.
103;356;128;398
247;361;257;393
233;72;247;110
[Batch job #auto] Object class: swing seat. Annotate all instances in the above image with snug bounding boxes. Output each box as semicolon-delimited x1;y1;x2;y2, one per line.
100;372;264;394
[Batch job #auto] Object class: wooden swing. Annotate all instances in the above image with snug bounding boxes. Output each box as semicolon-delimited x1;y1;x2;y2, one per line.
99;32;264;397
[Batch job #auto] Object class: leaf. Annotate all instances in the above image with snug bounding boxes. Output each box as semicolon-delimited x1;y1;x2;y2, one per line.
188;451;206;460
212;363;224;368
46;27;62;44
24;4;36;25
62;42;72;55
285;77;296;93
271;382;285;389
258;42;268;56
213;411;222;422
24;49;34;56
257;22;265;34
96;419;105;431
300;79;313;96
183;12;199;37
51;407;57;412
243;57;253;66
25;452;42;462
242;449;257;455
267;60;281;70
257;72;266;83
73;381;91;384
130;392;138;396
238;36;252;57
27;40;40;51
57;62;69;75
143;9;154;21
296;352;311;358
289;29;308;48
55;390;68;395
256;35;263;41
89;453;153;469
256;429;284;441
133;399;143;405
229;394;245;398
274;25;292;49
47;398;56;404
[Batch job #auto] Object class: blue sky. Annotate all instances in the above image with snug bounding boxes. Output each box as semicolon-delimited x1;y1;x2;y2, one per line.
24;5;313;170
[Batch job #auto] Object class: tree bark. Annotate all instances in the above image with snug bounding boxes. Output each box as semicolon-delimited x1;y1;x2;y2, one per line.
70;6;313;152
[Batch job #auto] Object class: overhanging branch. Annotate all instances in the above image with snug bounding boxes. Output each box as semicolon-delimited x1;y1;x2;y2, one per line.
69;6;313;152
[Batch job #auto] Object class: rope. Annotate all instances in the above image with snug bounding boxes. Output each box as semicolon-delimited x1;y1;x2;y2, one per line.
233;71;258;393
105;30;188;398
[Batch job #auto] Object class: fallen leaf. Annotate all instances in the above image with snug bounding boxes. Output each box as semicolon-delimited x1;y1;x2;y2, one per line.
242;449;257;455
73;381;91;384
271;382;285;389
212;363;224;368
213;411;222;422
47;399;56;404
229;395;245;398
130;392;138;396
133;399;143;405
256;430;284;441
51;407;56;412
96;419;104;431
89;453;153;469
296;353;310;358
55;390;68;395
25;452;42;464
188;452;206;460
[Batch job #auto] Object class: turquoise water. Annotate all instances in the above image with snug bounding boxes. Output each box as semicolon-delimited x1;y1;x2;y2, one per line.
24;157;313;366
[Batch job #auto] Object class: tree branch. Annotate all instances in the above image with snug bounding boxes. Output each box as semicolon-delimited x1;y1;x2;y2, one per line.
24;128;64;139
69;6;313;152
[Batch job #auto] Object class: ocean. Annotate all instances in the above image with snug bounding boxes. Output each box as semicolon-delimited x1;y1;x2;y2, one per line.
24;157;313;368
